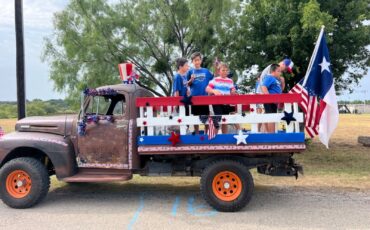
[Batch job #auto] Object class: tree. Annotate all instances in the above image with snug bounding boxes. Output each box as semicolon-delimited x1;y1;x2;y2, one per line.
43;0;238;104
43;0;369;106
228;0;369;93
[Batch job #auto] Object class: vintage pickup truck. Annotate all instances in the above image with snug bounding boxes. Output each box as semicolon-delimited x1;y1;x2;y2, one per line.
0;83;305;211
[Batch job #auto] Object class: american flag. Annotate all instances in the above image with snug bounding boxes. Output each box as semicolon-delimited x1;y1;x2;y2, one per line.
289;27;338;147
207;116;217;140
289;82;320;137
118;62;140;82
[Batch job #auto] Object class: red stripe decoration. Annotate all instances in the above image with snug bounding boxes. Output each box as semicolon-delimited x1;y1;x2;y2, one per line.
136;94;302;107
207;117;217;140
289;83;322;138
289;84;308;113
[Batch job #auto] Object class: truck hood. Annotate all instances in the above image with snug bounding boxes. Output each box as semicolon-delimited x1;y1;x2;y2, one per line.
15;115;77;136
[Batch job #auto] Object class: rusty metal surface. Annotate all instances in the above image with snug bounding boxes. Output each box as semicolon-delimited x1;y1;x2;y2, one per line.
77;117;129;167
0;132;77;178
62;168;132;182
76;85;153;170
16;115;76;136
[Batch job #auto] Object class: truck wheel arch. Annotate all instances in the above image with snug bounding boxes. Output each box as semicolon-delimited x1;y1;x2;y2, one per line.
1;147;55;176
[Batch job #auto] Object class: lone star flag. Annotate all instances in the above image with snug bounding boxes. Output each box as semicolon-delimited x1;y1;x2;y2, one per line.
289;26;338;148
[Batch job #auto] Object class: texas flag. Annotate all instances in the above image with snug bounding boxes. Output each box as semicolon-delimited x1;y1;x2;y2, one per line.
290;26;339;148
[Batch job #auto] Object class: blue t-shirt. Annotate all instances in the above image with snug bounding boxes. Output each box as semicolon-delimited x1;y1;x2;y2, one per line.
172;73;188;96
186;68;213;96
261;75;282;94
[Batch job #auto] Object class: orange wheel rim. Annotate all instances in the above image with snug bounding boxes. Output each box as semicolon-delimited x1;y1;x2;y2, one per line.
6;170;32;199
212;171;242;202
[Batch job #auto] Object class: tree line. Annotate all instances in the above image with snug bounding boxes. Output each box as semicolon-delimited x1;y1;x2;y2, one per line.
42;0;369;107
0;100;74;119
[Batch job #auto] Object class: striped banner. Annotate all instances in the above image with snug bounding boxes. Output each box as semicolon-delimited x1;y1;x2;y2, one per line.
137;132;305;146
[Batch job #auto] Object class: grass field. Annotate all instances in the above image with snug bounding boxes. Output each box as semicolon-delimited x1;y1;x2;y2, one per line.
2;114;370;189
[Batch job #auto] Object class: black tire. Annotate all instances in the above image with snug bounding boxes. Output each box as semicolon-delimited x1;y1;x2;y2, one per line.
0;157;50;209
200;159;254;212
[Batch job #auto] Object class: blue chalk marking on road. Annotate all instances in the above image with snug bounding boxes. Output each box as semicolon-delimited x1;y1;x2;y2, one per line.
187;196;217;217
171;196;181;216
127;194;145;230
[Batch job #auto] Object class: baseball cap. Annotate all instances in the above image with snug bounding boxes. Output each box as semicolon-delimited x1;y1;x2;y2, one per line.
283;58;294;73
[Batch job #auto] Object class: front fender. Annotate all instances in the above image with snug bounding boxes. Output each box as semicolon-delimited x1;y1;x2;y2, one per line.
0;132;77;178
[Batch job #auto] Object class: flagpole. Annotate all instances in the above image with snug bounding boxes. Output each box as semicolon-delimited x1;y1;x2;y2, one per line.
302;25;325;87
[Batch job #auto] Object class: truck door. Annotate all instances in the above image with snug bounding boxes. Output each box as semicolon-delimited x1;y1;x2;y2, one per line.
76;93;129;169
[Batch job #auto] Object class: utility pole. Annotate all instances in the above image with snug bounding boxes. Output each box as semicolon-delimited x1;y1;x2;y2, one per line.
15;0;26;119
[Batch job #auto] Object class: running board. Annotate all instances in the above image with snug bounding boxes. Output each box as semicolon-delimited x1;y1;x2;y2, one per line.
63;168;132;182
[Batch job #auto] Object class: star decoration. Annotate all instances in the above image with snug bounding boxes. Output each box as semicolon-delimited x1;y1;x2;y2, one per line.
233;130;248;145
168;131;181;146
250;108;254;112
222;117;226;122
199;115;208;124
177;118;182;123
281;111;296;125
143;121;147;126
139;137;144;142
200;136;205;141
169;115;173;120
180;95;193;106
146;102;150;106
241;112;246;117
319;57;331;73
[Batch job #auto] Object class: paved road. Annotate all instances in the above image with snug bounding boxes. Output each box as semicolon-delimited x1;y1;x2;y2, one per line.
1;180;370;230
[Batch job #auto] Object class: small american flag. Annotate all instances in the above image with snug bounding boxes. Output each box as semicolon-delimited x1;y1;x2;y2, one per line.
289;82;319;137
207;116;217;140
0;127;4;138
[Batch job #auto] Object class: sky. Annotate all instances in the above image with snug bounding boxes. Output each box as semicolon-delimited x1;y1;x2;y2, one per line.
0;0;369;101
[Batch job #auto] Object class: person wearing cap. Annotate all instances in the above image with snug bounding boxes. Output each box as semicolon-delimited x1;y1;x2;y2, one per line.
256;58;294;94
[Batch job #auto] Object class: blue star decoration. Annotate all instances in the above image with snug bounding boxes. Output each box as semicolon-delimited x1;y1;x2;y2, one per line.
281;111;296;125
180;95;193;106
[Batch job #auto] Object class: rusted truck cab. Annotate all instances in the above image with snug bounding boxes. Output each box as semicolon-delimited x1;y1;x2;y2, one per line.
0;84;305;212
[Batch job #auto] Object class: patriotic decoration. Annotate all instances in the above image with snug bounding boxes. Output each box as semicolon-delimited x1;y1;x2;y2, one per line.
168;131;181;146
207;116;217;140
283;58;294;74
77;115;114;136
233;130;248;145
289;26;338;148
83;88;118;96
281;111;296;125
138;132;304;145
118;62;140;84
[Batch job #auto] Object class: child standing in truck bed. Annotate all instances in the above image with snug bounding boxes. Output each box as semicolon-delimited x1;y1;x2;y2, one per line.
187;52;213;134
206;62;236;134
